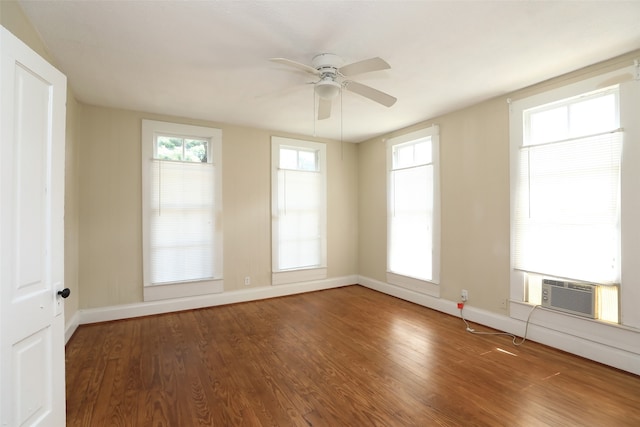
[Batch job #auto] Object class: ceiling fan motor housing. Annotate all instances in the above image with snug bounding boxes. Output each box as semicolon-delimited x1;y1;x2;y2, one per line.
312;53;343;71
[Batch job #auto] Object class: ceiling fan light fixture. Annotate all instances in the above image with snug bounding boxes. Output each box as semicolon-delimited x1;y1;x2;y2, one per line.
315;79;341;99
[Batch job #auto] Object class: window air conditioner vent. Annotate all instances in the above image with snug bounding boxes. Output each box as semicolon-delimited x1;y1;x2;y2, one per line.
541;278;596;318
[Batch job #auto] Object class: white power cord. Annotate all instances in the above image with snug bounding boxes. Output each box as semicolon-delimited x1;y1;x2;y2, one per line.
459;304;539;346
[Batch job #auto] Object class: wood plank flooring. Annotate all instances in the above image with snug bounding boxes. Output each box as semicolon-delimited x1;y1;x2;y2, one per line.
65;285;640;426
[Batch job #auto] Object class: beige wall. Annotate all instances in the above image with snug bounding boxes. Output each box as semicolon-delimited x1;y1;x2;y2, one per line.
2;2;81;324
76;106;359;309
358;49;640;315
1;1;52;62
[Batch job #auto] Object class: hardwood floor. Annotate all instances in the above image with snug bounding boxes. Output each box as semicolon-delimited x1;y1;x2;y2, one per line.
65;285;640;426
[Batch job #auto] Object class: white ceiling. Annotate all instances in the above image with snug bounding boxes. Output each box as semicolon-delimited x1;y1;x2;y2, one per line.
18;1;640;143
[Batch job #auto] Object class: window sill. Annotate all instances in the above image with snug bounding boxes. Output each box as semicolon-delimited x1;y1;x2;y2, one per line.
272;267;327;286
143;278;224;302
510;300;639;354
386;272;440;297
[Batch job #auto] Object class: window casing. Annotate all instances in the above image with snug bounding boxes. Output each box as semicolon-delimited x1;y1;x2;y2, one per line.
271;137;327;285
386;126;440;296
509;64;640;328
142;120;223;301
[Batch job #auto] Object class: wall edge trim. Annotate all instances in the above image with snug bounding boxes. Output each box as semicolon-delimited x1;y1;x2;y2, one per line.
64;310;81;344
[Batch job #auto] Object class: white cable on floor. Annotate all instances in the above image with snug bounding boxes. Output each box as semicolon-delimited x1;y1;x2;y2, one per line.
459;304;539;346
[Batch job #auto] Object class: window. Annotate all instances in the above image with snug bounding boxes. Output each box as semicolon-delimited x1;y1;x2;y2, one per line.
515;87;622;285
271;137;327;285
386;126;440;296
510;63;640;327
142;120;223;301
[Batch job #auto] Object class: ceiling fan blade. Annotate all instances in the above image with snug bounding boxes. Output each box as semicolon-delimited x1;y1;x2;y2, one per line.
339;57;390;76
344;81;397;107
269;58;319;75
318;97;332;120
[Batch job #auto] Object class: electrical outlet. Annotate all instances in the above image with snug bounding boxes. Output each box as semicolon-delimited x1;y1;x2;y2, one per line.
461;289;469;302
244;276;251;286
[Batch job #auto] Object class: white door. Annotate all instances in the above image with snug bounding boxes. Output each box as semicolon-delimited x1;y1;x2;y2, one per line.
0;26;67;426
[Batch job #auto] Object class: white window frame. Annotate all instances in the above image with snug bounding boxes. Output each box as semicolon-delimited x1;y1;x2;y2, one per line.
515;86;622;284
509;65;640;329
142;120;223;301
386;125;441;297
271;136;327;285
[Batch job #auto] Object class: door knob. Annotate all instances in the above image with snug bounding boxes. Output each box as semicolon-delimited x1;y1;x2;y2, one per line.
57;288;71;298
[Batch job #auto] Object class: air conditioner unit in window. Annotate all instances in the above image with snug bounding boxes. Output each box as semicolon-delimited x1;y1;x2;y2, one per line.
541;279;596;318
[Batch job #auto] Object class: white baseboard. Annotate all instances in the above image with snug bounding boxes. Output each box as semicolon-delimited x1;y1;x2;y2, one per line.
77;275;357;325
358;275;640;376
66;274;639;376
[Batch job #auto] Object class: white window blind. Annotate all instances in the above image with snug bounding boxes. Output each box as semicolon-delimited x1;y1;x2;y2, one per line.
277;167;322;270
514;87;622;284
515;132;622;283
150;159;217;284
271;137;327;284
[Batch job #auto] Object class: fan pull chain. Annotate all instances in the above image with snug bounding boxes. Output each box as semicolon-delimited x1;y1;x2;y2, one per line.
340;88;344;160
313;89;317;137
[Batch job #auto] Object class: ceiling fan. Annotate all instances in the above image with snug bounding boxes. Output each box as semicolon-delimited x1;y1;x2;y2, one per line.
270;53;397;120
